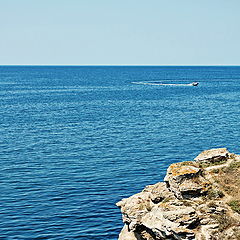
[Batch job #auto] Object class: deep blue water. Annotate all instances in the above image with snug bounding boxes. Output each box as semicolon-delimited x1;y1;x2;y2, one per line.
1;66;240;239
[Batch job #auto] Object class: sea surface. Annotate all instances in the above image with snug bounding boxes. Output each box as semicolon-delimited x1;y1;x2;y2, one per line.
1;66;240;239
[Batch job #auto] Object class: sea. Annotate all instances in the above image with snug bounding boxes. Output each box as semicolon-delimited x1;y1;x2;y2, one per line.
1;66;240;239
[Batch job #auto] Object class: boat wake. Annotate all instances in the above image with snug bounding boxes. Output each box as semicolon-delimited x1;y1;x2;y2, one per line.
131;81;198;86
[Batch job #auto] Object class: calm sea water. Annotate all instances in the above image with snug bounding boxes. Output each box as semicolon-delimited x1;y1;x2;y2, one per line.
1;66;240;239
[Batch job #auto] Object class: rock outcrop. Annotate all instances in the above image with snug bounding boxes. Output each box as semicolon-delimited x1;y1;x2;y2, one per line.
117;148;240;240
194;148;229;164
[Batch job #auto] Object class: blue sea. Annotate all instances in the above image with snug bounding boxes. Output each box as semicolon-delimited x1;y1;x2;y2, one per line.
1;66;240;239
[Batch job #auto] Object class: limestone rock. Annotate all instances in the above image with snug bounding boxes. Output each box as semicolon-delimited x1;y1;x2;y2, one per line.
118;225;138;240
194;148;229;164
116;182;175;230
146;182;174;203
117;148;240;240
164;162;210;199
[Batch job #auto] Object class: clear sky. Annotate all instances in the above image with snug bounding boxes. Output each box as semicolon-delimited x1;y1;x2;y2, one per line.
1;0;240;65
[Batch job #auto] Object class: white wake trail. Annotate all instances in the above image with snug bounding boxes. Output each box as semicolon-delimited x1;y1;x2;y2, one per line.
131;81;194;86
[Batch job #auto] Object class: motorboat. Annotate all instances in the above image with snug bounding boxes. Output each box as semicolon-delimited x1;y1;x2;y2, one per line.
191;82;199;86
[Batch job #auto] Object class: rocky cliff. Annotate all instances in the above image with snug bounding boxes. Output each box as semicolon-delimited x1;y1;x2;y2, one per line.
116;148;240;240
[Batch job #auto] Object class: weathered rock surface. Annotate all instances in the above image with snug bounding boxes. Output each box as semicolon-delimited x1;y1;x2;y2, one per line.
194;148;229;164
117;148;240;240
164;163;210;199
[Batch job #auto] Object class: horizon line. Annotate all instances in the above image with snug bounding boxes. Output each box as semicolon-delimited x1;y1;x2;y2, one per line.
1;64;240;67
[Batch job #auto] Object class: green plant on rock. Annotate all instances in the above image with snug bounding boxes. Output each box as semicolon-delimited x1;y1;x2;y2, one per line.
207;188;224;200
225;161;240;173
228;200;240;214
199;159;227;168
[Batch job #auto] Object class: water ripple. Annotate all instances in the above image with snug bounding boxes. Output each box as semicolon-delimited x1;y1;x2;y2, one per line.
1;66;240;239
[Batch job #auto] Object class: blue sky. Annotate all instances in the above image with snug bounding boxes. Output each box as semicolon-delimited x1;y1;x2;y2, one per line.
0;0;240;65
